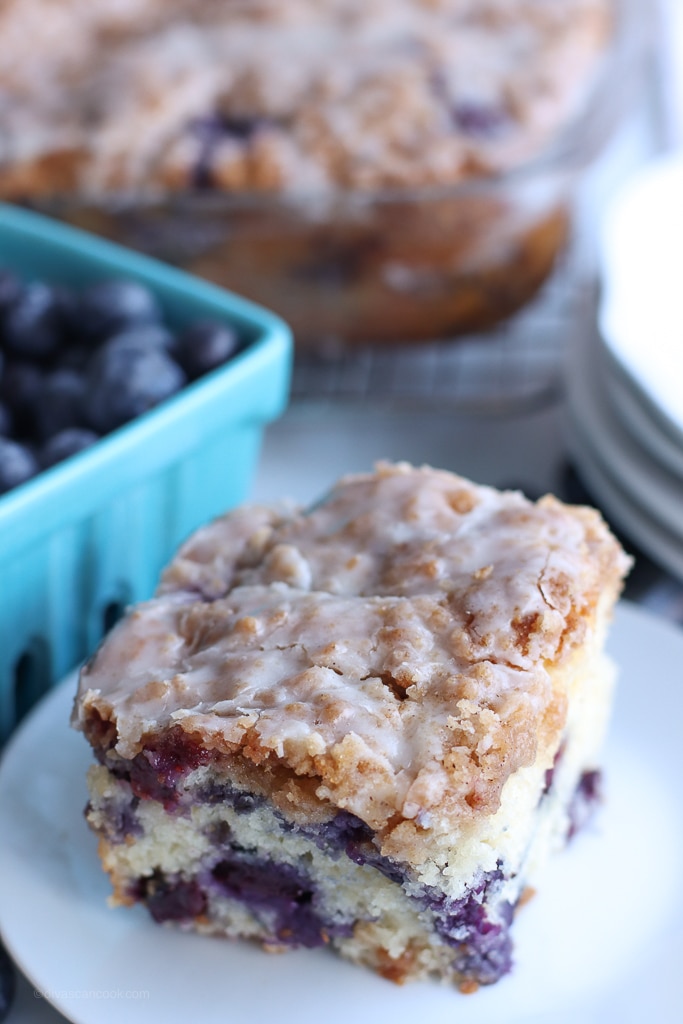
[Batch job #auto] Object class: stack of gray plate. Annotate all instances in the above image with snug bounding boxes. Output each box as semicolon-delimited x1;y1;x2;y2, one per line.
565;155;683;581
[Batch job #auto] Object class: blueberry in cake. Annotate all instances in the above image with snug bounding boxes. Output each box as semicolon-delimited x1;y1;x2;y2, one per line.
73;462;631;990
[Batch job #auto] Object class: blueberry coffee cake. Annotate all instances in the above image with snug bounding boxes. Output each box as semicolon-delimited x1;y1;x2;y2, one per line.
0;0;612;198
73;463;631;990
0;1;621;346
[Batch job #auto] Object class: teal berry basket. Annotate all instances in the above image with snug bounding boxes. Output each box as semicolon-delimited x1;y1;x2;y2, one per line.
0;203;292;743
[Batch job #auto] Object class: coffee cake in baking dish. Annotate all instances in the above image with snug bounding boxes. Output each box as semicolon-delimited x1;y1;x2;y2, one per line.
73;462;630;990
0;0;611;197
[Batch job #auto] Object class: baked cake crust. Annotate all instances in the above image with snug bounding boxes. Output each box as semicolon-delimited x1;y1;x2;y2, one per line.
75;463;630;878
1;0;611;198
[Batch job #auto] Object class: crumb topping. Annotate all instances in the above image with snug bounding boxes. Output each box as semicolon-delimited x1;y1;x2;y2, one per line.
75;463;631;838
0;0;611;197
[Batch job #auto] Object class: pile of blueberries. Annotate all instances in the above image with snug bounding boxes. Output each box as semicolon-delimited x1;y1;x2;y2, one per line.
0;271;246;496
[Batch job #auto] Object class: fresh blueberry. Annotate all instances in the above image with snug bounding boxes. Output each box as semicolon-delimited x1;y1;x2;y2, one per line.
2;282;68;359
56;344;94;373
0;437;39;494
52;285;81;342
102;323;176;356
0;400;13;437
40;427;99;469
77;279;161;342
84;344;186;433
174;319;242;379
35;368;87;441
0;942;16;1022
0;360;44;437
0;269;22;318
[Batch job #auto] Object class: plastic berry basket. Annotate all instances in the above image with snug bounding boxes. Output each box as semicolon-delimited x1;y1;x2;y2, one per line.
0;203;292;743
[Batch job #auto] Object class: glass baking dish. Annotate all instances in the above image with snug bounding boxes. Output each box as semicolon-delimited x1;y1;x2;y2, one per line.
23;0;644;353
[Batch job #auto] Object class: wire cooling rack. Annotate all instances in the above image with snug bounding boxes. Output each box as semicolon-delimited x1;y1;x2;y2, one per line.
290;257;590;415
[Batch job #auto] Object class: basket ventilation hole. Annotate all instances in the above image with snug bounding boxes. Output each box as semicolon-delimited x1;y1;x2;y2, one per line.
14;643;50;724
103;601;125;636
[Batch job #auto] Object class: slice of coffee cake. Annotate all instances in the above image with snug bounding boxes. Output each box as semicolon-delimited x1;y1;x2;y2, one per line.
73;462;631;990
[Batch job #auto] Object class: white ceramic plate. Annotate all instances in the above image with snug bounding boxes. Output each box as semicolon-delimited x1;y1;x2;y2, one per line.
565;413;683;581
602;348;683;481
2;603;683;1024
566;325;683;543
599;154;683;446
